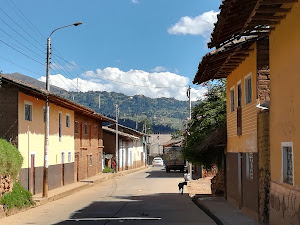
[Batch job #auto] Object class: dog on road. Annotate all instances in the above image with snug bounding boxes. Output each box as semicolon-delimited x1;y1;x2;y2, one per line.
178;181;187;195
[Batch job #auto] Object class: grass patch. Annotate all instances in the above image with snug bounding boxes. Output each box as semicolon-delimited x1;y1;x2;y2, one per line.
0;138;23;180
0;182;35;211
102;166;114;173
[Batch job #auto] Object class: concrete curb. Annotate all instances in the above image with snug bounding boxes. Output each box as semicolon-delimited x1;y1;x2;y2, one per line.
192;197;224;225
34;166;149;206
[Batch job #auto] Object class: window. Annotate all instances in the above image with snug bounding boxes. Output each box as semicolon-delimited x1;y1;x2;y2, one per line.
66;114;70;128
84;123;88;135
68;151;72;163
24;102;32;121
59;112;62;141
75;121;79;134
230;87;235;112
245;74;252;105
282;143;293;185
237;83;242;136
89;155;92;166
246;153;254;180
43;107;46;123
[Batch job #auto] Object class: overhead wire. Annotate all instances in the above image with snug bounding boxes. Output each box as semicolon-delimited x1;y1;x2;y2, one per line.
0;38;45;66
0;7;45;50
0;55;44;76
3;0;191;91
0;28;45;59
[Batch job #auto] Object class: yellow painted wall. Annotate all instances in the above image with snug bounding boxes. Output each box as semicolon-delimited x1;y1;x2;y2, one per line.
18;92;74;169
269;2;300;188
227;42;259;153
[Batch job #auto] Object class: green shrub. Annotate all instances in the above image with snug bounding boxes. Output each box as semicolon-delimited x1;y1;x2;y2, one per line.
0;182;35;210
102;166;114;173
0;138;23;181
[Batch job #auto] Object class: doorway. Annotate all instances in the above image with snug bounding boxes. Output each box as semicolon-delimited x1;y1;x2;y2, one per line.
30;154;35;194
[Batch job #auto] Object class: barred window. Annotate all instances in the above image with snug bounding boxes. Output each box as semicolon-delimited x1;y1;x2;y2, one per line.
24;103;32;121
246;153;254;180
66;114;70;128
283;145;293;185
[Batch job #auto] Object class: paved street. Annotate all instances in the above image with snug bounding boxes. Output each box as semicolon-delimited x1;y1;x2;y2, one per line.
0;167;215;225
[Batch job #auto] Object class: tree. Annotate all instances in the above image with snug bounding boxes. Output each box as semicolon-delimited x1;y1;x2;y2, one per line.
182;80;226;168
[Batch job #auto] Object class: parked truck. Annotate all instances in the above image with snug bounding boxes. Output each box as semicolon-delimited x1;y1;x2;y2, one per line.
163;146;185;173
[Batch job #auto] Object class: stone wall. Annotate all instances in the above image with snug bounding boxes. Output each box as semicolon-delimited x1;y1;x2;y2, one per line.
258;110;270;225
256;38;270;104
0;175;13;198
211;170;225;197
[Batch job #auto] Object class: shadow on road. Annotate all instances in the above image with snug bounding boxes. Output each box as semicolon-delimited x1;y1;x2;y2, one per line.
145;167;185;179
53;193;199;225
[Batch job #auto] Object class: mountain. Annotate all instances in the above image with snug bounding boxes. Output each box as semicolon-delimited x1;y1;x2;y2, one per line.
4;73;66;93
3;73;200;133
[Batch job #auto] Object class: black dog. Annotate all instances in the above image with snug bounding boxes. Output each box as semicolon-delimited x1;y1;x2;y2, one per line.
178;182;187;195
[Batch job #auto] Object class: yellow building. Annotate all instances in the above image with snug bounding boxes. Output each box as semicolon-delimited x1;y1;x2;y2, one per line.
194;36;270;220
195;1;297;223
0;75;112;194
267;2;300;225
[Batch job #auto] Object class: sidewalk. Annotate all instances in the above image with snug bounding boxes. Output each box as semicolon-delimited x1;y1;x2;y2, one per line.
33;166;149;206
187;177;260;225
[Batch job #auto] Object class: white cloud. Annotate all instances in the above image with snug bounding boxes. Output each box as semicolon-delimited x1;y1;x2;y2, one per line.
168;10;219;37
131;0;139;3
152;66;167;72
51;61;78;72
38;67;206;101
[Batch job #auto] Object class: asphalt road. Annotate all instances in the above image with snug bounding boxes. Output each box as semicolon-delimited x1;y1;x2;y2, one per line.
0;167;215;225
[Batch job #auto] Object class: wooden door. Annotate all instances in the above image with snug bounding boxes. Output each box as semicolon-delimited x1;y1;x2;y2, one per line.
238;153;243;209
74;153;79;182
61;152;65;186
30;154;35;194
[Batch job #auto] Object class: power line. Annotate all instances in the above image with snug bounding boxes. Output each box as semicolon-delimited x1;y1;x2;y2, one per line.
0;55;44;76
0;16;44;54
3;0;190;90
0;7;45;50
0;38;45;66
0;28;45;59
7;0;46;40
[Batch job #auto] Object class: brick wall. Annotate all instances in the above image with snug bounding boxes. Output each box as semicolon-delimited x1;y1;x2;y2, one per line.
0;82;18;146
258;110;270;225
256;38;270;104
74;113;103;181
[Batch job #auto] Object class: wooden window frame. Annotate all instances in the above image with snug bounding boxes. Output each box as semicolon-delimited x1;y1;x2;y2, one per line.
244;72;252;105
230;86;235;112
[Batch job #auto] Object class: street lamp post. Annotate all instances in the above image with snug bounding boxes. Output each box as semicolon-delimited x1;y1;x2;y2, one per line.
43;22;82;198
115;97;133;173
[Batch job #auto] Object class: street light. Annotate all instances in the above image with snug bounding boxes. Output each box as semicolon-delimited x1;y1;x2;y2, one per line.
115;97;133;173
43;22;82;198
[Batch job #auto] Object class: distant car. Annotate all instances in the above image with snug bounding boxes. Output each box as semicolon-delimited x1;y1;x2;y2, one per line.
152;157;164;167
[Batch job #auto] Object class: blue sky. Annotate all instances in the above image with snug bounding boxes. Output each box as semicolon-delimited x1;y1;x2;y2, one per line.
0;0;221;100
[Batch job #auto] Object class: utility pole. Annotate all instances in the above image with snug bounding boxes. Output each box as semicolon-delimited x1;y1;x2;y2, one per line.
43;22;82;198
115;104;119;173
98;94;101;109
77;74;79;91
187;86;192;179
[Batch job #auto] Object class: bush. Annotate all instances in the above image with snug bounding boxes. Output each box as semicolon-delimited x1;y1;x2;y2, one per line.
0;182;35;210
102;166;114;173
0;138;23;181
